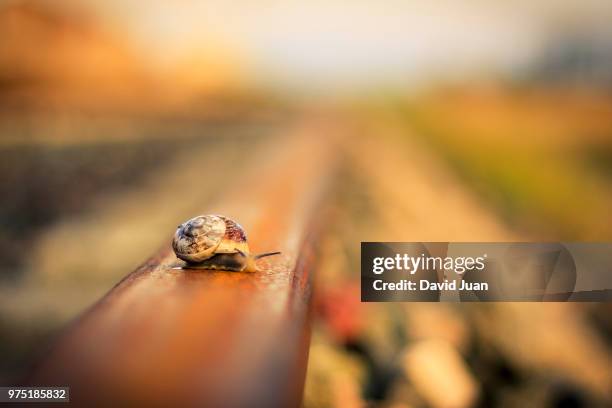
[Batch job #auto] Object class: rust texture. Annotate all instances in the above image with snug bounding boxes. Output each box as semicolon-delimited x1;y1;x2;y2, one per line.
27;121;338;408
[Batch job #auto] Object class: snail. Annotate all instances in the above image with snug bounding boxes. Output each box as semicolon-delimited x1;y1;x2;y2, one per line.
172;214;280;272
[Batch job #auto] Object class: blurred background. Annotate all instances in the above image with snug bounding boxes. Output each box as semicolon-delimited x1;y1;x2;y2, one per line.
0;0;611;407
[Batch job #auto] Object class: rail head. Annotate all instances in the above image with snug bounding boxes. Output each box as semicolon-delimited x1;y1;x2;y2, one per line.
27;125;337;408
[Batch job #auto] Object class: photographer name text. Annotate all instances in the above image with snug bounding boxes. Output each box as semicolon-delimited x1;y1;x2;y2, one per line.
371;254;489;292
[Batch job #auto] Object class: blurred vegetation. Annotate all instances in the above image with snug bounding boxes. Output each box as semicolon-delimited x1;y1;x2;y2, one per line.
392;86;612;240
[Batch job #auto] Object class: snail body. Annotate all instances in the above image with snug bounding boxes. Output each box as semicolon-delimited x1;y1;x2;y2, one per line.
172;214;279;272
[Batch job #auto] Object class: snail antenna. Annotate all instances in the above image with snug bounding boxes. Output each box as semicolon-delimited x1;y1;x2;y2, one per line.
254;251;281;260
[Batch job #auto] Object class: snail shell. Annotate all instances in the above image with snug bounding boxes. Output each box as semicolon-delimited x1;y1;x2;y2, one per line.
172;214;279;272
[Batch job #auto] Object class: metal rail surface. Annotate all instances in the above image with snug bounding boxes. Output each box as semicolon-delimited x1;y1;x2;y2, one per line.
28;123;338;408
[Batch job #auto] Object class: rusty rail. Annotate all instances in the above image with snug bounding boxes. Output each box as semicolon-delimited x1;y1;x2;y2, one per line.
28;122;338;407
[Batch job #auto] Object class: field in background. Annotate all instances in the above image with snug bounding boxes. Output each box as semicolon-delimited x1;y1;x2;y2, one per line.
393;86;612;240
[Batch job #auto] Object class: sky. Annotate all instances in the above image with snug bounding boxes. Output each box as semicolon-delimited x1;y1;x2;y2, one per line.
66;0;612;89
